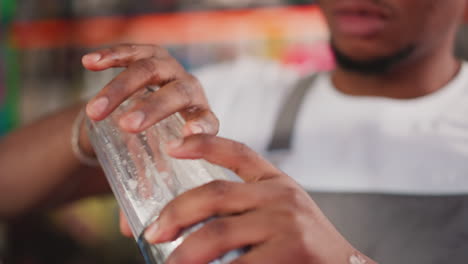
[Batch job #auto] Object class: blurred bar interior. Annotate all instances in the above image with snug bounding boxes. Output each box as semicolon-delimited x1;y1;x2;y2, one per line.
0;0;467;263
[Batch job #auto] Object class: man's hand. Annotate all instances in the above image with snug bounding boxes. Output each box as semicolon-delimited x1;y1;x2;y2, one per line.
82;44;218;136
139;135;375;264
83;44;374;264
81;44;221;235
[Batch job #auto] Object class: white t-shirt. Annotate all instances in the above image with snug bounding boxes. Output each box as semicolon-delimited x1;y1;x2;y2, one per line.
195;57;468;195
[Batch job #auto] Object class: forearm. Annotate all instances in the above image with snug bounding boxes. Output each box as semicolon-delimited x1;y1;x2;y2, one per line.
0;103;108;219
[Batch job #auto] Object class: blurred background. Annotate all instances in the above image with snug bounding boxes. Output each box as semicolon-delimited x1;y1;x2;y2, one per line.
0;1;467;263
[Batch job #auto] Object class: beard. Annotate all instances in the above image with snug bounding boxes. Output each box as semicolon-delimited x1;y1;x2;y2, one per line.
331;41;415;75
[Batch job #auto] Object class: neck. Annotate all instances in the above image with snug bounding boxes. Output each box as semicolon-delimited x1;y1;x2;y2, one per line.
331;43;461;99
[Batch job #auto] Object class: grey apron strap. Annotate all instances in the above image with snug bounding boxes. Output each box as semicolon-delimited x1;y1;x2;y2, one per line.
267;73;318;152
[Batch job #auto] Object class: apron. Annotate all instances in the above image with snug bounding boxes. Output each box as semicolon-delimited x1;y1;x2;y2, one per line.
267;73;468;264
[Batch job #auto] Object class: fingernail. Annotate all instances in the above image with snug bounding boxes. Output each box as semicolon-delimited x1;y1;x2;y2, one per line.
167;139;183;150
84;53;101;63
144;221;160;243
121;111;145;131
87;97;109;118
190;124;204;134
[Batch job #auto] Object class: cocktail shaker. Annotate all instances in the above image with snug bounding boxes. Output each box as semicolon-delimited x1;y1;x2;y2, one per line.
86;90;243;263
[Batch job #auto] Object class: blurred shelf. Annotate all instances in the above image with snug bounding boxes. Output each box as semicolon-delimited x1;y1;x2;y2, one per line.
14;0;314;21
12;5;327;49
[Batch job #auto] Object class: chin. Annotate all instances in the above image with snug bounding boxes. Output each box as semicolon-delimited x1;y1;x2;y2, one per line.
332;38;400;62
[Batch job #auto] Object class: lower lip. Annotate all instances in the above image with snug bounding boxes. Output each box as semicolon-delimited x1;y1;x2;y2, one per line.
334;13;387;37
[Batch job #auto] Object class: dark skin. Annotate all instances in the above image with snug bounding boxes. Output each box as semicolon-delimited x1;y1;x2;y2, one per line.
318;0;466;99
0;45;218;219
2;0;467;263
146;135;373;264
79;44;374;263
0;105;109;219
136;1;467;263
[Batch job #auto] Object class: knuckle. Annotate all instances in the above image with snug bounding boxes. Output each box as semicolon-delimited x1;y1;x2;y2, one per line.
184;75;208;102
161;203;180;222
173;81;193;106
109;45;130;61
293;242;314;261
232;141;251;159
180;106;204;123
206;112;220;134
259;172;280;181
276;184;307;210
106;79;127;95
124;44;139;57
283;206;300;222
291;233;315;261
109;45;120;54
128;43;138;51
206;180;232;200
207;110;219;122
101;44;140;65
198;134;217;154
185;74;202;88
276;203;302;226
118;43;138;52
166;58;187;78
135;59;158;78
204;219;229;237
230;142;257;172
153;45;169;58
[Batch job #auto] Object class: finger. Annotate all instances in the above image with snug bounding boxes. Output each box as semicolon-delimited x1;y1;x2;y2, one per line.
167;135;283;183
117;79;210;133
230;239;293;264
144;180;279;243
166;212;274;264
82;44;169;71
86;57;184;120
119;210;133;238
181;108;219;136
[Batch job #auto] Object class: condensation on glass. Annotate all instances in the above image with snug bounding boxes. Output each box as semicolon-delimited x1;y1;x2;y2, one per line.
86;90;243;263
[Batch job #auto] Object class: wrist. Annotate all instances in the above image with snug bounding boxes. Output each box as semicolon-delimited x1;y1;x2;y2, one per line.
78;117;95;157
71;109;99;166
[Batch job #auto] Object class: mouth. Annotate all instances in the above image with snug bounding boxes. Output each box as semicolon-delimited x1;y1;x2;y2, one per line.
332;1;391;38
